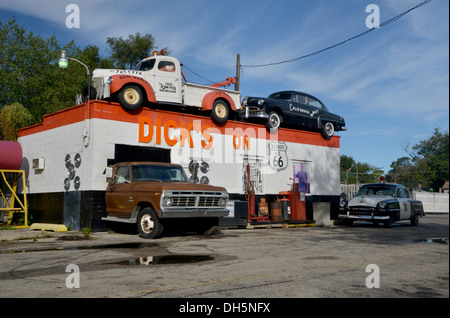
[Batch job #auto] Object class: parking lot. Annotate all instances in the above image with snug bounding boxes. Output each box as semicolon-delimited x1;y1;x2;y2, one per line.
0;214;448;300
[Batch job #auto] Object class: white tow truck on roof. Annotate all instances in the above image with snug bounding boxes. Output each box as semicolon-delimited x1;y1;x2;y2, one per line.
91;50;241;123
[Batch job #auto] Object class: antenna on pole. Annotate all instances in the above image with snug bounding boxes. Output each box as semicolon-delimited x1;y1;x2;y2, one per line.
235;54;240;91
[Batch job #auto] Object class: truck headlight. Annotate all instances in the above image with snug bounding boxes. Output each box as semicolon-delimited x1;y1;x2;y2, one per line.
377;201;387;209
107;76;113;84
257;99;264;106
219;197;228;207
163;197;173;207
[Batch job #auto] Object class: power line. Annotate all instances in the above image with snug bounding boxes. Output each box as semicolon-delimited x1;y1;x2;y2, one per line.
181;64;217;84
241;0;432;68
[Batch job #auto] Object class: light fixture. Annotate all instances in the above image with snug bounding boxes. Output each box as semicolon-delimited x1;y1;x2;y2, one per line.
58;50;69;69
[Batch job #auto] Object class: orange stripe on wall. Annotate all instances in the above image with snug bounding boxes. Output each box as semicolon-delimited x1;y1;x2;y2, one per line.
19;100;340;148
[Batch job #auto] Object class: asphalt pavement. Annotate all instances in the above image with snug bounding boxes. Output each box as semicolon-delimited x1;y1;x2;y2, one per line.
0;214;448;301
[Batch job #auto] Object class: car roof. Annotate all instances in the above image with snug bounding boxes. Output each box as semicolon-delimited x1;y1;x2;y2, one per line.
270;90;323;102
361;183;406;188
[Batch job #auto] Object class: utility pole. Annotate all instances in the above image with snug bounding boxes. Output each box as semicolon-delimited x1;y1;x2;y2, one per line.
235;54;240;91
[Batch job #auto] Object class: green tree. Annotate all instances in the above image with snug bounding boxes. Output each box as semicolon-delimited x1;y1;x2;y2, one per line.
0;102;33;141
1;18;168;139
0;18;113;129
340;155;383;184
0;18;85;123
404;128;449;191
106;32;169;69
386;157;415;187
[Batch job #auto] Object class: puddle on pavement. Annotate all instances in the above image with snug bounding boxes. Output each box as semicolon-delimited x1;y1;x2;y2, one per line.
107;254;214;266
393;238;449;245
0;242;158;254
415;238;449;245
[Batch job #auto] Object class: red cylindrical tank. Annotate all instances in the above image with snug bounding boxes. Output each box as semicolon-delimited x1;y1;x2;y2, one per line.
289;190;306;221
0;141;23;170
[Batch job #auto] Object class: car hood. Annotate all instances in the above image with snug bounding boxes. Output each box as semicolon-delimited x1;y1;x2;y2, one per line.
129;181;227;193
160;182;227;193
348;195;392;208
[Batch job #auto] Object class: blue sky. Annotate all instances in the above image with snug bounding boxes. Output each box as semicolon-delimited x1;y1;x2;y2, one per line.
1;0;448;174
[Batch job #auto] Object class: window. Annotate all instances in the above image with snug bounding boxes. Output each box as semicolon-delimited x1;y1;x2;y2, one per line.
404;189;411;198
115;166;130;184
134;59;155;71
397;188;410;198
307;97;323;109
132;165;187;182
269;92;292;101
158;61;176;72
397;188;404;198
293;94;307;104
357;186;395;196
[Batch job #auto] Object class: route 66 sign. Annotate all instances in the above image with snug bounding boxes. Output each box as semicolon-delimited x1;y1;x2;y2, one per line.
268;141;288;171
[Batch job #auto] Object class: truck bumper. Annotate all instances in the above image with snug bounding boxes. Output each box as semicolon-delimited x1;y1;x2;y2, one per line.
158;209;229;218
240;107;268;119
338;213;390;220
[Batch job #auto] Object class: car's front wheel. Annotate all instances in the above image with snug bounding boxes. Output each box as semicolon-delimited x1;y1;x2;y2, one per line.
321;121;335;139
383;215;394;228
410;213;420;226
137;207;163;239
118;85;144;110
266;111;281;130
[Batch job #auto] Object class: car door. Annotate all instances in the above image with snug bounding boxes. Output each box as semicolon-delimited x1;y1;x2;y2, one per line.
105;164;135;217
306;96;325;127
396;188;411;220
290;94;312;127
153;59;182;104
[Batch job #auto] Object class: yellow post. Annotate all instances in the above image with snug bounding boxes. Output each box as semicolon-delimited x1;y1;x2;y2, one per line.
0;170;28;228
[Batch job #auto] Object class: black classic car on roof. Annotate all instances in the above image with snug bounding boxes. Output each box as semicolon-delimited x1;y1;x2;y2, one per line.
339;183;425;228
241;91;346;138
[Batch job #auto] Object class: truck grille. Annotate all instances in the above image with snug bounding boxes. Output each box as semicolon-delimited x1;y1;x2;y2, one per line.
172;196;197;207
163;191;227;209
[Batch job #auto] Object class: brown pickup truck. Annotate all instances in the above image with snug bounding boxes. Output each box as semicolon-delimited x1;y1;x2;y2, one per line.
102;162;229;238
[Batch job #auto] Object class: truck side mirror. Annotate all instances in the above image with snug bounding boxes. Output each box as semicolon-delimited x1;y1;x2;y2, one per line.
106;166;113;181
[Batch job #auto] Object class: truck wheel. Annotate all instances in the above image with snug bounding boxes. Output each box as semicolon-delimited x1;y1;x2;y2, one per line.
321;122;335;139
266;111;281;130
137;207;163;239
383;216;394;228
211;100;229;123
118;85;143;110
410;213;420;226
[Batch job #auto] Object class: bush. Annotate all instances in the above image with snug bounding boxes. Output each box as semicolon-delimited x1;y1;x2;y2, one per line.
0;102;32;141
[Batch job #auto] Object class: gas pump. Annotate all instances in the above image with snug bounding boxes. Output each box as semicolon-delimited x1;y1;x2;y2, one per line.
246;164;269;223
289;177;306;221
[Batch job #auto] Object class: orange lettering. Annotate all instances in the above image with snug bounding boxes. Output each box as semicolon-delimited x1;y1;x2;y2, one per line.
201;125;213;149
138;116;153;143
179;122;194;147
156;118;162;145
243;134;250;150
233;134;241;149
164;120;178;146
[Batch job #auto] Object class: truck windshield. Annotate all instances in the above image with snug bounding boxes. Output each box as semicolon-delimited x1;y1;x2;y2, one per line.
132;165;187;182
133;59;156;71
356;186;395;196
